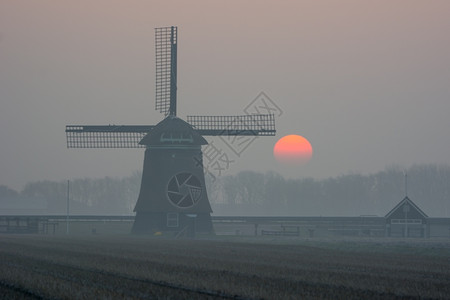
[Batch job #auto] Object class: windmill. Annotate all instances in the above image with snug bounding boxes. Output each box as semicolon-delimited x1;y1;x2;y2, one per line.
66;26;276;234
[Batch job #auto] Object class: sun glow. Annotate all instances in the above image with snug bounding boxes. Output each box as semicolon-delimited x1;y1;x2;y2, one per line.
273;135;313;165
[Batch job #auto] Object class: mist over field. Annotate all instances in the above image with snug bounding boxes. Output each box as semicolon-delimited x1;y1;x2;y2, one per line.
1;1;450;192
1;164;449;217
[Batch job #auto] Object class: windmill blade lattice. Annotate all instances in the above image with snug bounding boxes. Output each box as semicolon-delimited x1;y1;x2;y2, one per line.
65;125;153;148
187;114;276;136
155;26;177;116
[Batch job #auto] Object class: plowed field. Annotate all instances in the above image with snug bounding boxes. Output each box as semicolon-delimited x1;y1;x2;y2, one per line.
1;235;449;299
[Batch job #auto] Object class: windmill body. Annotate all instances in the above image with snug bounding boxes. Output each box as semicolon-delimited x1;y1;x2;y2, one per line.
132;116;213;233
66;26;275;234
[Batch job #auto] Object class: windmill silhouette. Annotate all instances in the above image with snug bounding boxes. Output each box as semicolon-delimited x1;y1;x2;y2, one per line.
66;26;276;234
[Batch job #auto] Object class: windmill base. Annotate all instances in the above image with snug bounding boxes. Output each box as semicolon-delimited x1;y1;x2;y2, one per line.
131;212;214;235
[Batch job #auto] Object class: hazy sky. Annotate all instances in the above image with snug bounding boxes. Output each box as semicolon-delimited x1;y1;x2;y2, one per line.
1;1;450;191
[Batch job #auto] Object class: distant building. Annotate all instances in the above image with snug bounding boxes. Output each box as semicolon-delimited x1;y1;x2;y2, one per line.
384;196;450;238
385;196;428;238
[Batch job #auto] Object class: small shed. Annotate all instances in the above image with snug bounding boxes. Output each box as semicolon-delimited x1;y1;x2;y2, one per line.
385;196;428;238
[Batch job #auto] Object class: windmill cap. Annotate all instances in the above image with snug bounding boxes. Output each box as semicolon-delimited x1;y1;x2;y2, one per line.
139;116;207;146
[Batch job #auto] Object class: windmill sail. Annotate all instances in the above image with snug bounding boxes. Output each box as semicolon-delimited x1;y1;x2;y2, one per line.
155;26;177;116
65;114;275;148
65;125;153;148
187;114;276;136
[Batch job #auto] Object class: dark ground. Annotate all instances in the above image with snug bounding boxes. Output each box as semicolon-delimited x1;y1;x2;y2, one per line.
1;234;449;299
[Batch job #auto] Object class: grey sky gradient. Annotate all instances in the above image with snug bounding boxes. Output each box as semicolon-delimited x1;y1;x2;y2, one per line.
1;1;450;190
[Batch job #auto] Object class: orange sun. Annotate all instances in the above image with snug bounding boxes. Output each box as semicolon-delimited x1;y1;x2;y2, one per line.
273;135;313;165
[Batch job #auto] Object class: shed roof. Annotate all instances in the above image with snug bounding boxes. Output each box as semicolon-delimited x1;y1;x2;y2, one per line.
384;196;428;219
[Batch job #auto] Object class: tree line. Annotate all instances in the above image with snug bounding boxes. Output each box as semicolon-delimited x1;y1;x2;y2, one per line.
208;164;450;217
1;164;449;217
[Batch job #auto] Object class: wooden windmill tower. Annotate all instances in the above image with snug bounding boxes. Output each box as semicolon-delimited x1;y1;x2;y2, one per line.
66;26;276;234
